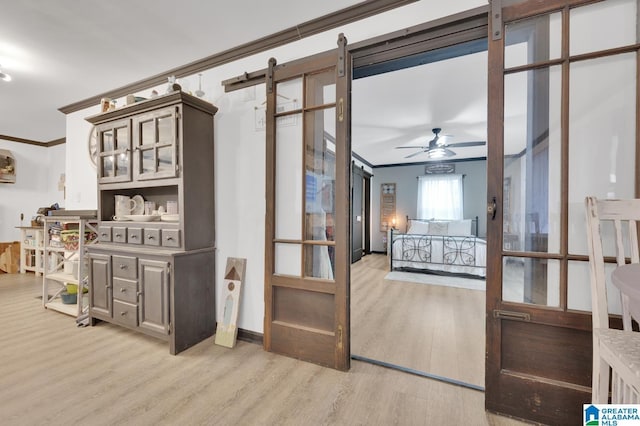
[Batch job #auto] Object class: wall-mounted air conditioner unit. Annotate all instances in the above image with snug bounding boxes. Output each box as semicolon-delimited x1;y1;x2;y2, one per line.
0;149;16;183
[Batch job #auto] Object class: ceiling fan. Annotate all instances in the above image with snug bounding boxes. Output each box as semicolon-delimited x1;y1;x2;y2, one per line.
396;128;486;159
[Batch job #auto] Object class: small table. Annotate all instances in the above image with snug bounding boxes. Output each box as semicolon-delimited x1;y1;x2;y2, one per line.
16;225;45;275
611;263;640;324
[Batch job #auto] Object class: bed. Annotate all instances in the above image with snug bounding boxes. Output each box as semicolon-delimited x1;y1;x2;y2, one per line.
389;216;486;278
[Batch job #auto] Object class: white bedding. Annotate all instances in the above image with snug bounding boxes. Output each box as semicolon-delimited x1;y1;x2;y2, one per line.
391;233;487;278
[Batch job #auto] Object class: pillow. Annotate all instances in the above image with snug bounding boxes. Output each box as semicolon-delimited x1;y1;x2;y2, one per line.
448;219;472;236
429;221;449;235
407;220;430;235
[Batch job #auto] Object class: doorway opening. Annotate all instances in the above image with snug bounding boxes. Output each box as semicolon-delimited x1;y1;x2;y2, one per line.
349;39;489;391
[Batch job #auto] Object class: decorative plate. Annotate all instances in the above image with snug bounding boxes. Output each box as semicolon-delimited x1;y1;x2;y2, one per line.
88;126;97;168
122;214;160;222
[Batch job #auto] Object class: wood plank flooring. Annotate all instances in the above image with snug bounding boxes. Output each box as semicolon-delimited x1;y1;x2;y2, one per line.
351;254;485;387
0;271;529;425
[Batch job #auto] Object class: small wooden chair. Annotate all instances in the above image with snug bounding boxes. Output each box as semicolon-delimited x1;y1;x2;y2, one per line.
585;196;640;403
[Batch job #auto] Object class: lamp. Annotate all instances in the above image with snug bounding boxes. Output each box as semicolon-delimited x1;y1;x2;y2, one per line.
0;65;11;82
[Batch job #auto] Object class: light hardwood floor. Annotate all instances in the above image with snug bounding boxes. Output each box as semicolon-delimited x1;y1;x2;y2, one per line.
0;271;529;426
351;254;485;388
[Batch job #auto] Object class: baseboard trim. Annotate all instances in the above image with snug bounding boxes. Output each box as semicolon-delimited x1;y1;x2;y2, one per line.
371;250;386;255
237;328;264;345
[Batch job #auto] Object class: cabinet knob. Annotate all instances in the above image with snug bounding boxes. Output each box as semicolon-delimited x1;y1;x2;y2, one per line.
147;235;155;240
120;311;127;316
137;291;143;297
167;237;174;241
120;288;126;292
115;233;122;238
119;264;127;270
101;233;108;238
131;235;138;239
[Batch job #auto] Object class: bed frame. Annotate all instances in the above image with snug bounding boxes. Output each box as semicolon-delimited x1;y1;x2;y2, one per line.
389;216;486;278
404;215;479;236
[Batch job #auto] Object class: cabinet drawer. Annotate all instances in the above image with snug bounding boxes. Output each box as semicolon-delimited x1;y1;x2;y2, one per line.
143;228;161;246
98;226;112;242
162;229;181;248
127;227;142;245
113;278;137;304
112;255;137;280
112;227;127;243
113;300;138;327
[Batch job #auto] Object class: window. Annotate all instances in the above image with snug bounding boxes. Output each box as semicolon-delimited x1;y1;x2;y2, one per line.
416;174;463;219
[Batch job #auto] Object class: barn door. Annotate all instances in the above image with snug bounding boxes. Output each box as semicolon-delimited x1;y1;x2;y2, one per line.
486;0;639;424
264;35;351;370
352;163;365;263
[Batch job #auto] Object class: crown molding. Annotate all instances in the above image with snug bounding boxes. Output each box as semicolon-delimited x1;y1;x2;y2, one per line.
59;0;417;115
0;134;66;147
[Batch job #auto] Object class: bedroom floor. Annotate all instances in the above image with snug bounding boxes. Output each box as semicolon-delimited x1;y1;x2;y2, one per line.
351;254;485;388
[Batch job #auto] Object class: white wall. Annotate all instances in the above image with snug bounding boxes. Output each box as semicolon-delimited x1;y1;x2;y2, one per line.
65;105;101;209
370;160;487;252
0;140;65;242
63;0;486;334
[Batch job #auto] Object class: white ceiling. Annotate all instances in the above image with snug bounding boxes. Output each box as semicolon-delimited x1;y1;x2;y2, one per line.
352;50;488;166
0;0;490;167
0;0;361;142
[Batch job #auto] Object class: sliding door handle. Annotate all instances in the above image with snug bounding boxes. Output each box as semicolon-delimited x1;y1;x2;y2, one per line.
493;309;530;322
488;197;497;220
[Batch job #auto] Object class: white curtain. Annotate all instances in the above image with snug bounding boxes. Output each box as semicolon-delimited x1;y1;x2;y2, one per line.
416;174;463;220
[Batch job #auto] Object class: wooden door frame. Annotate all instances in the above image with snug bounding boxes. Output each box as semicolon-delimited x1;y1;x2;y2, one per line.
352;163;367;262
259;6;493;370
486;0;640;423
363;170;372;254
264;41;352;371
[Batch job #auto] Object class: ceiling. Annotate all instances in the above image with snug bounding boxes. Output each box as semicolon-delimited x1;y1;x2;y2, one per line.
0;0;489;167
0;0;362;142
352;50;488;166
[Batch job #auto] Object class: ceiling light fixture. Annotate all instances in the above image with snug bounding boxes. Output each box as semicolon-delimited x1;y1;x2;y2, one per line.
0;65;11;82
426;147;448;159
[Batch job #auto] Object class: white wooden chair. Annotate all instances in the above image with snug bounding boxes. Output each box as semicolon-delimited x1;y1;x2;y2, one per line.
585;196;640;403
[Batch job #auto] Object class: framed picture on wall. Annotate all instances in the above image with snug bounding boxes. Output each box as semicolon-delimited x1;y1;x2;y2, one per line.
380;183;396;232
0;149;16;184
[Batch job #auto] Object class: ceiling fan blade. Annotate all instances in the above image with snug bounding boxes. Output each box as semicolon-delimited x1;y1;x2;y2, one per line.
404;150;427;159
396;146;427;149
447;141;486;148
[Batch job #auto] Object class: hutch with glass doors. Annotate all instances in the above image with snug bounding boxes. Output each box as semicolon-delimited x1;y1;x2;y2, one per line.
85;91;217;355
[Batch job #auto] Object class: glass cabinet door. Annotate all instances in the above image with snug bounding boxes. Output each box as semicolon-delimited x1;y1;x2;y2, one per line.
133;106;179;180
96;118;132;183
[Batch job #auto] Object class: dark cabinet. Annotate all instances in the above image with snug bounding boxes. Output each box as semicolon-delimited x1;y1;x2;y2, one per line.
138;258;169;334
133;106;179;181
96;118;132;184
89;253;112;317
86;91;217;354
